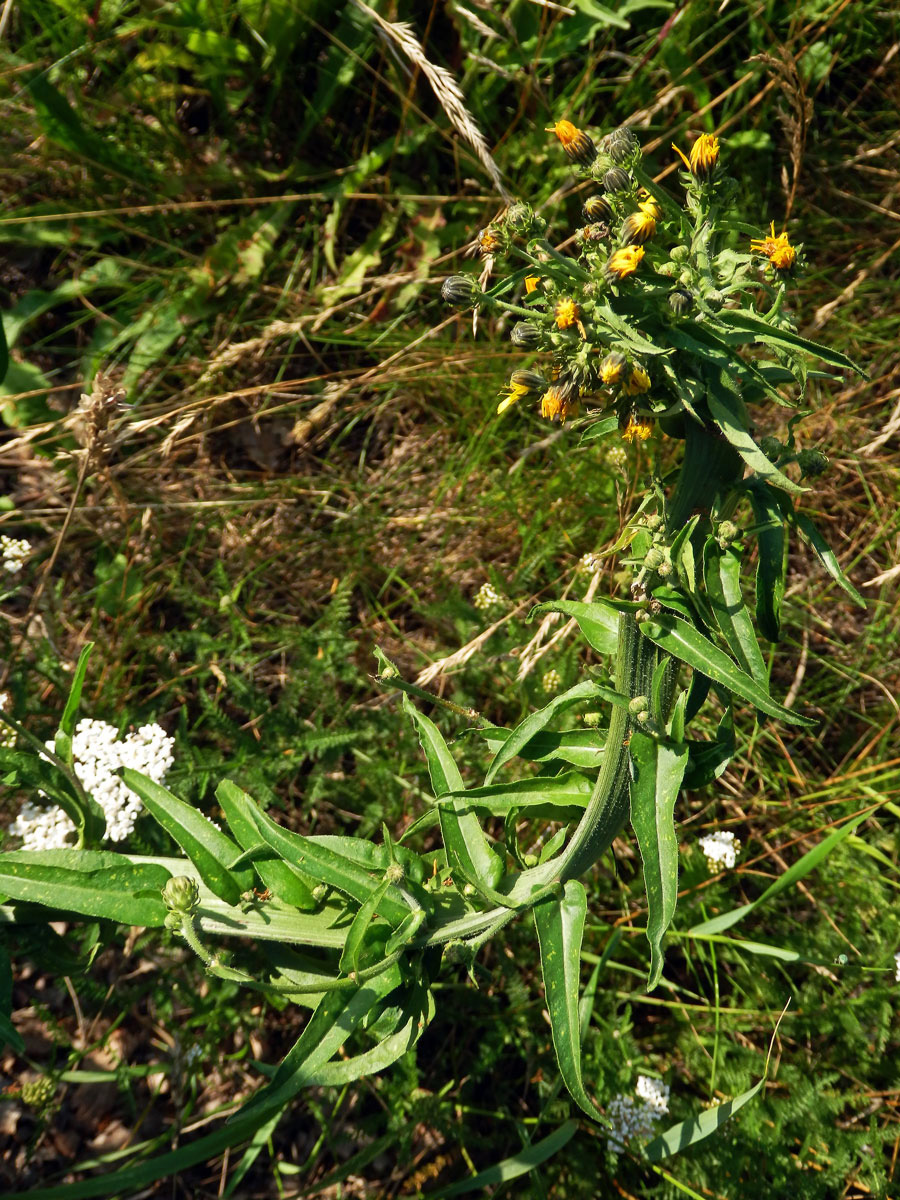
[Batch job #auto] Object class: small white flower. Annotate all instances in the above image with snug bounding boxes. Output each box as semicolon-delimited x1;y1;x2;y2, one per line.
699;830;740;871
0;692;14;749
0;535;31;574
542;668;562;694
606;1077;669;1154
894;951;900;983
473;581;503;613
577;551;601;575
8;718;174;849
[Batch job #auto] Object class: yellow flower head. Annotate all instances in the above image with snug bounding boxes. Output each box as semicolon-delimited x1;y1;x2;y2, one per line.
476;226;502;256
621;210;656;245
623;365;651;395
524;274;541;294
606;245;644;280
497;370;546;415
540;380;579;423
546;120;596;165
637;189;662;221
554;297;580;330
750;221;797;271
599;351;627;386
621;412;654;442
673;133;720;179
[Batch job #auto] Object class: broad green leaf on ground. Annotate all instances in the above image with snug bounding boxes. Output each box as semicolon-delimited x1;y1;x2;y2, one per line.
533;879;602;1122
629;733;689;990
121;769;253;906
637;612;812;725
644;1076;766;1161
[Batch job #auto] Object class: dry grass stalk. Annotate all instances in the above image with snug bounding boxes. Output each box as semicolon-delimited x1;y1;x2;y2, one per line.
748;48;812;217
351;0;510;201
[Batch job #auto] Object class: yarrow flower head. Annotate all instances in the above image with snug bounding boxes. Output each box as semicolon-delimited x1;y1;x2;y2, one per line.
8;718;175;850
1;535;31;574
546;119;596;165
673;133;720;179
474;581;504;613
750;221;797;271
699;829;741;871
606;1076;670;1154
606;245;644;281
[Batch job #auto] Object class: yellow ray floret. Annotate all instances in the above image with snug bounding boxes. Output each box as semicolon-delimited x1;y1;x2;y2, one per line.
672;133;720;178
623;365;651;395
554;296;581;331
540;381;579;423
607;245;644;280
525;274;541;294
621;211;656;245
621;413;654;442
497;370;546;415
750;221;797;271
546;120;596;164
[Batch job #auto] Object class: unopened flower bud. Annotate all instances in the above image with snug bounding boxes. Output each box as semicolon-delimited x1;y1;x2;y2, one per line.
384;862;405;884
628;695;650;715
441;275;479;309
510;321;541;347
312;883;328;902
607;126;638;164
162;875;200;915
716;520;738;548
603;167;632;193
759;436;783;460
668;289;693;316
583;194;612;222
797;448;829;477
505;201;541;238
644;546;665;570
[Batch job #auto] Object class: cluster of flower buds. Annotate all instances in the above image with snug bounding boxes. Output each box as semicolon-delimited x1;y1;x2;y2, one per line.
440;119;802;443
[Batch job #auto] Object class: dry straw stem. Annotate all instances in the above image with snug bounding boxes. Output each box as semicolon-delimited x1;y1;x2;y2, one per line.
350;0;510;201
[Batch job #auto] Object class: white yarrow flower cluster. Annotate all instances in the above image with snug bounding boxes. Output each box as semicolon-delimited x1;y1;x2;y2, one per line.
577;551;601;575
473;581;503;612
894;951;900;983
699;830;741;871
0;535;31;574
8;718;174;850
0;692;14;749
606;1076;670;1154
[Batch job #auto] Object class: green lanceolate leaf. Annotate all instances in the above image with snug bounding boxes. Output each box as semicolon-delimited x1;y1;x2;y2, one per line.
242;798;411;926
749;485;787;641
402;695;505;892
402;772;593;838
719;309;867;376
0;851;170;925
484;679;601;785
644;1075;766;1161
791;510;866;608
215;780;317;910
637;613;812;726
533;879;601;1122
683;709;735;789
704;542;769;688
530;598;635;659
431;1120;578;1197
468;726;605;770
707;380;806;495
121;769;253;906
339;877;393;978
629;734;689;990
55;642;94;764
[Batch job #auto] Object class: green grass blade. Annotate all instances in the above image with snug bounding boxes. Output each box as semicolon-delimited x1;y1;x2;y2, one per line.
630;733;689;991
644;1076;765;1161
430;1120;578;1197
689;810;870;935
